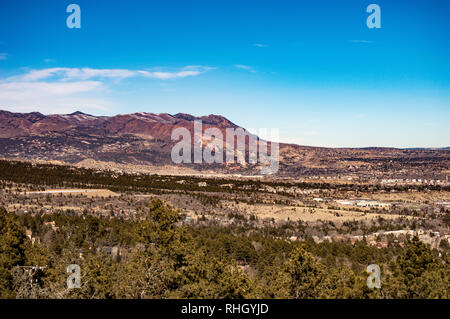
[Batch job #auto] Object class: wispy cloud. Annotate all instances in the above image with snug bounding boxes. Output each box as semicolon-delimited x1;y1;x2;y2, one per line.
0;53;8;60
0;80;109;114
138;66;214;80
16;68;137;81
235;64;255;72
0;66;214;113
348;40;375;44
43;58;56;63
0;81;103;95
10;66;213;82
254;43;267;47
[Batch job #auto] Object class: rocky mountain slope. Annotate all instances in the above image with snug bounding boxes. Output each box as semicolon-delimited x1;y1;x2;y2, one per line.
0;110;448;179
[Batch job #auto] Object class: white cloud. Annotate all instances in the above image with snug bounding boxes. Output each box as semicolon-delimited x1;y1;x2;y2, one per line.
139;68;211;80
0;53;7;60
0;80;103;95
349;40;374;44
254;43;267;47
10;66;213;82
0;66;213;114
235;64;255;73
235;64;251;70
16;68;137;82
137;66;214;80
0;80;109;114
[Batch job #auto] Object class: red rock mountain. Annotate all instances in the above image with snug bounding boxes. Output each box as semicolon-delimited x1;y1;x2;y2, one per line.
0;110;240;140
0;109;448;178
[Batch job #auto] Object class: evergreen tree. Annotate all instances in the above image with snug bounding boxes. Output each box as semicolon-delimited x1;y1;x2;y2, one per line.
0;207;27;298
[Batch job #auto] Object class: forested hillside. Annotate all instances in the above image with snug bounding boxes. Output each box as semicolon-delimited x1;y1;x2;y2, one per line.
0;202;448;299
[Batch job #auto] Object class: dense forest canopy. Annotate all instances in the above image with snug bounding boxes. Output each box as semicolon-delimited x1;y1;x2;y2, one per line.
0;201;448;299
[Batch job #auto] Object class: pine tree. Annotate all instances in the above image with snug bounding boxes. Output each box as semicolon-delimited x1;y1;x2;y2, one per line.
0;207;27;298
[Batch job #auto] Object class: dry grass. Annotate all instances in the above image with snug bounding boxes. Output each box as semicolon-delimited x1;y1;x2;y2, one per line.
223;201;414;223
23;189;119;198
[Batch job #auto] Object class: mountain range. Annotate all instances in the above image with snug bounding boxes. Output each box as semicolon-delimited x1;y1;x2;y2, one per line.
0;110;239;139
0;109;448;179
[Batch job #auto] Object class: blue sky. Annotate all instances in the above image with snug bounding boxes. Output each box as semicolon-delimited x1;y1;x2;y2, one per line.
0;0;449;147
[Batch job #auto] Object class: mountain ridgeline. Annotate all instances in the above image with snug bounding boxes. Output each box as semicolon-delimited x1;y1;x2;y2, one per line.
0;109;449;179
